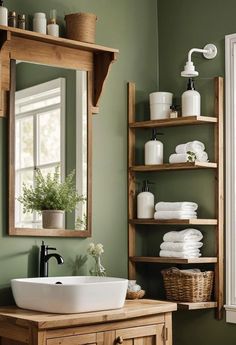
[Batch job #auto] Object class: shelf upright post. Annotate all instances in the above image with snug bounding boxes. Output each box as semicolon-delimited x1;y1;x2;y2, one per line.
214;76;224;320
128;82;136;279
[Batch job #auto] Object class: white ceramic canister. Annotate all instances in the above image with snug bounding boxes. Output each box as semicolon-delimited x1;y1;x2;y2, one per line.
33;12;47;34
149;92;173;120
0;0;8;26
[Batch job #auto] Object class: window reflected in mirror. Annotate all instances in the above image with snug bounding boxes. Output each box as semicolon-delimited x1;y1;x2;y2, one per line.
14;62;88;231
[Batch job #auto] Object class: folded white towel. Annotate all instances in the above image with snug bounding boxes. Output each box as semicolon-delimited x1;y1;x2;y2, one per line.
159;250;202;258
160;241;203;251
169;152;196;164
195;151;208;162
176;141;205;154
155;202;198;212
154;211;197;220
163;228;203;242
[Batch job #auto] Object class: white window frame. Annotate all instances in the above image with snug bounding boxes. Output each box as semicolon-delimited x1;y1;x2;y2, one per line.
15;78;66;227
225;33;236;323
75;71;87;229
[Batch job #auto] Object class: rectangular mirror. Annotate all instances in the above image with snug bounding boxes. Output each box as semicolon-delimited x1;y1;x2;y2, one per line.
9;61;91;237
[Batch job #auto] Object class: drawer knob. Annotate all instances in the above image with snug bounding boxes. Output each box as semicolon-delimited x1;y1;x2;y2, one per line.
116;336;123;344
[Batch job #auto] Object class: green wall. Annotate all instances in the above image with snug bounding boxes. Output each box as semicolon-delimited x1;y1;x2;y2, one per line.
157;0;236;344
0;0;158;303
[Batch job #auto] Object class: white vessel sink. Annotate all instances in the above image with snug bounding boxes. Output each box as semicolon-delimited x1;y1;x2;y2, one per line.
11;276;128;314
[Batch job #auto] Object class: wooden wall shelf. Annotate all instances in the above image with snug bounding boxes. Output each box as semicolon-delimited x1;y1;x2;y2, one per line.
129;116;218;129
130;162;217;172
0;25;119;115
177;301;217;310
129;219;218;225
130;256;218;264
127;78;224;319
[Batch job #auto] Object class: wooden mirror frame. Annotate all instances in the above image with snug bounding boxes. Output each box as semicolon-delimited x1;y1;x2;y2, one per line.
0;25;118;237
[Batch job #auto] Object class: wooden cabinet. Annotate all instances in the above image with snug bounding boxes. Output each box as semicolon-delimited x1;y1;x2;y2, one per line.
127;78;224;319
0;300;176;345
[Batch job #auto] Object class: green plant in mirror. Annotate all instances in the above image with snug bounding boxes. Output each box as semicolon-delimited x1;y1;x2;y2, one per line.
18;166;86;213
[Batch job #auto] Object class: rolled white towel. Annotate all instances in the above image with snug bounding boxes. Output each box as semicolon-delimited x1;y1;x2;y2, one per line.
159;250;201;258
176;141;205;154
155;202;198;212
169;152;196;164
154;211;197;220
195;151;208;162
163;228;203;242
160;241;203;251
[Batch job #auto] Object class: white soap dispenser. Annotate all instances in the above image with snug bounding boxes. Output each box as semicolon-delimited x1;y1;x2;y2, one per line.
47;9;59;37
0;0;8;26
145;129;163;165
181;78;201;117
137;180;154;219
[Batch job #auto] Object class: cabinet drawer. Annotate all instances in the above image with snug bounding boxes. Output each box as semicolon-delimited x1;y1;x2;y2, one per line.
47;332;97;345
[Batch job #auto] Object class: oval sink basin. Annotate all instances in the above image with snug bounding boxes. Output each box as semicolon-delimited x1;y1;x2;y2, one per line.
11;276;128;314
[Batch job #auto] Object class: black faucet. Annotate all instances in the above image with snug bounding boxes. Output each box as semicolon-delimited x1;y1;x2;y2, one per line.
39;241;64;277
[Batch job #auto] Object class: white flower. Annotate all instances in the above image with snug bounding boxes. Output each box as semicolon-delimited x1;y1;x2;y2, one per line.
87;242;104;257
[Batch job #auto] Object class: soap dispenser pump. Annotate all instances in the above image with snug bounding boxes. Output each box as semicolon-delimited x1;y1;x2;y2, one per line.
182;78;201;117
145;129;163;165
137;180;154;219
0;0;8;26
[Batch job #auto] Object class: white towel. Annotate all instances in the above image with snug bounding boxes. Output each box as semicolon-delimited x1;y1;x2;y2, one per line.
169;152;196;164
195;151;208;162
160;241;203;251
154;211;197;220
163;228;203;242
155;202;198;212
176;141;205;154
159;250;201;258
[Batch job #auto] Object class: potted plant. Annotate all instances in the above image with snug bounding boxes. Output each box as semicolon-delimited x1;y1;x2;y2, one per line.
18;166;85;229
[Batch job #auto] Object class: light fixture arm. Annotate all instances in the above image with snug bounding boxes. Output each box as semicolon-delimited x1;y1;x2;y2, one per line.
187;48;209;63
181;43;217;77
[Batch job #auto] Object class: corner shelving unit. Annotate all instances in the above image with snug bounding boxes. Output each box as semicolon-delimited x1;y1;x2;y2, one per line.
127;77;224;319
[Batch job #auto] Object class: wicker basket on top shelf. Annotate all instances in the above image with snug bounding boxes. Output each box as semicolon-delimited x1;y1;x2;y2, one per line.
161;267;214;302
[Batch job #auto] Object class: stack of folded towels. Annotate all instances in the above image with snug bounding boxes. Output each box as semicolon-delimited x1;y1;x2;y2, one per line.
159;228;203;258
154;202;198;220
169;140;208;164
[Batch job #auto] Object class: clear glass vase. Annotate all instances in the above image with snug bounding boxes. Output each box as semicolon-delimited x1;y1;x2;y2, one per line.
89;256;106;277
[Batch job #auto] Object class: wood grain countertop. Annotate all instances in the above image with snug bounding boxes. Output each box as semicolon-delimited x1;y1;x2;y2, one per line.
0;300;177;330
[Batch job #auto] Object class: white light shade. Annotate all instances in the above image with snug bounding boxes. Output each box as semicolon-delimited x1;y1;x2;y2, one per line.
181;61;199;77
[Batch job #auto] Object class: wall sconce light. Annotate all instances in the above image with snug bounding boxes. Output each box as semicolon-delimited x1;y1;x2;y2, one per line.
181;43;217;77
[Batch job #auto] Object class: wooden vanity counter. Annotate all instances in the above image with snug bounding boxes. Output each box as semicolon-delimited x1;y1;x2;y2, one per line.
0;299;176;345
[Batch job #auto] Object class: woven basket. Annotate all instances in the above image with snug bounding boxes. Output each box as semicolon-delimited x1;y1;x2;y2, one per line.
161;268;214;302
65;12;97;43
126;290;145;300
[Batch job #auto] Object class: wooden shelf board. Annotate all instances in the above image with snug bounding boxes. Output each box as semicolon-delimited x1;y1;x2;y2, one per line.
177;301;217;310
130;256;218;264
129;116;217;129
130;162;217;172
0;25;119;54
129;219;218;225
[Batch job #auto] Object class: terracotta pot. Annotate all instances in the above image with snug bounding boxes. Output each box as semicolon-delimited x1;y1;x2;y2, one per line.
42;210;64;229
65;12;97;43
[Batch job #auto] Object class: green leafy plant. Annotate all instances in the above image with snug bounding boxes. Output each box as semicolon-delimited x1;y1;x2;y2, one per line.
18;166;86;213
